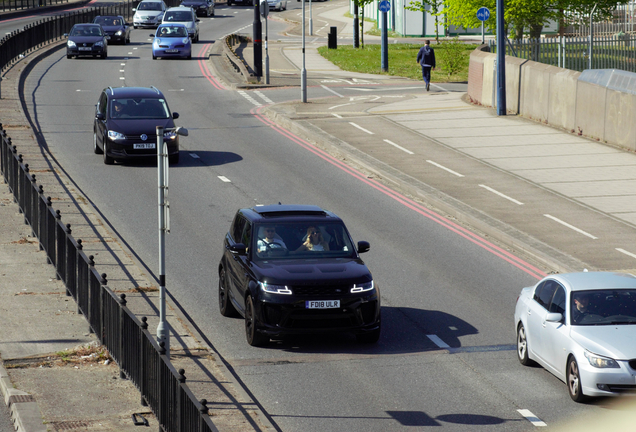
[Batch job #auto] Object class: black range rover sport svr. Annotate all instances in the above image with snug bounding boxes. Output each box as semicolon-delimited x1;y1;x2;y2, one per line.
218;204;381;346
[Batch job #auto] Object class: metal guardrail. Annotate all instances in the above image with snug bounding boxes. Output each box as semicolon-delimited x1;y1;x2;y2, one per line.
0;122;220;431
489;35;636;72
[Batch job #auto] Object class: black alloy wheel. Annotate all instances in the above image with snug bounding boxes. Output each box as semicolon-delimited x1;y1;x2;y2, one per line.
245;296;268;347
103;141;114;165
218;268;237;317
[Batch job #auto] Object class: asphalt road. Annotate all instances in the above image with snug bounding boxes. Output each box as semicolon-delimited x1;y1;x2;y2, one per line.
9;2;619;431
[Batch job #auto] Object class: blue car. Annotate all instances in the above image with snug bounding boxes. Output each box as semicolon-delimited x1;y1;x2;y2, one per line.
151;24;192;59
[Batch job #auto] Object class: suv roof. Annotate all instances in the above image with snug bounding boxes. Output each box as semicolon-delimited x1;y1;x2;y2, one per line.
105;86;163;99
242;204;338;222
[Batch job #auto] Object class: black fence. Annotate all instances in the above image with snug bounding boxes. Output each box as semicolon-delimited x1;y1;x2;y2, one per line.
0;123;219;431
1;0;69;13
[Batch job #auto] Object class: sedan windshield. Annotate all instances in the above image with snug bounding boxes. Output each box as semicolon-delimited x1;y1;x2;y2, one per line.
252;222;356;260
570;289;636;325
138;2;162;10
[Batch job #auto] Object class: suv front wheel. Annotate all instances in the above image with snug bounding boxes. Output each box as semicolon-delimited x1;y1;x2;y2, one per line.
245;296;268;347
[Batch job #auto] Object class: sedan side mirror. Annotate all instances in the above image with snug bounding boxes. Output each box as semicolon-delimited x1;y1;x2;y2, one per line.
357;241;370;254
172;112;179;120
546;312;563;323
150;33;155;37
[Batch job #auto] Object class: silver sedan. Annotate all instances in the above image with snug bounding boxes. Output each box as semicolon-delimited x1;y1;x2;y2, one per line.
514;271;636;402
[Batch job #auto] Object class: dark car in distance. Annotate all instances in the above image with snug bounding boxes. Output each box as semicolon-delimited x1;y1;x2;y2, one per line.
180;0;214;16
65;24;108;59
92;15;131;45
93;86;181;165
218;204;381;346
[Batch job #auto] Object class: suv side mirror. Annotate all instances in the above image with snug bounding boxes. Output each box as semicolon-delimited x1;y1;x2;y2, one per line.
230;243;247;254
357;241;370;254
172;112;179;119
96;112;105;120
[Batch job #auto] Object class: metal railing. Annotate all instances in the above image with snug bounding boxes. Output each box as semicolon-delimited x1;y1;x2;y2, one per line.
489;35;636;72
564;1;636;37
0;124;219;432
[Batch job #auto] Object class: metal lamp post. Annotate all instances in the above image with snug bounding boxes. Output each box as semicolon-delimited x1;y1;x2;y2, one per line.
156;125;188;357
301;0;307;102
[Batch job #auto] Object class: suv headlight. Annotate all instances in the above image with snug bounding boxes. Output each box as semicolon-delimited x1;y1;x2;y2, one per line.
95;41;104;47
259;282;292;295
164;130;177;140
67;40;76;48
107;130;126;140
584;351;620;368
351;280;374;293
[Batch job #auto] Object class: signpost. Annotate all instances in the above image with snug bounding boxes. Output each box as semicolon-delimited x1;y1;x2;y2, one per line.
476;7;490;44
260;0;269;84
379;0;390;71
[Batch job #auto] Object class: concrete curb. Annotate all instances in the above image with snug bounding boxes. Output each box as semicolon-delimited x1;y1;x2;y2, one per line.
0;363;46;432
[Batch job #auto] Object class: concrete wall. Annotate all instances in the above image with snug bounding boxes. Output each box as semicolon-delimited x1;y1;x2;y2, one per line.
467;50;636;151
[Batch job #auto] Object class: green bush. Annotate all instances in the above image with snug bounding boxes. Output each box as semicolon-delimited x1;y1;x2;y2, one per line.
437;37;469;77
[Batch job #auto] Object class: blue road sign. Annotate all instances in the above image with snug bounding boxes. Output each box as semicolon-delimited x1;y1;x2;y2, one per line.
379;0;390;12
477;7;490;21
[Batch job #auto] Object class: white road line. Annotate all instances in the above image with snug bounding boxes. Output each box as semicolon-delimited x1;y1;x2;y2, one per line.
479;184;524;205
349;122;374;135
237;90;261;107
332;113;342;119
517;409;547;427
383;139;413;155
321;84;344;98
189;153;200;159
218;176;231;182
254;91;273;104
426;334;450;349
616;248;636;259
426;160;464;177
544;214;598;239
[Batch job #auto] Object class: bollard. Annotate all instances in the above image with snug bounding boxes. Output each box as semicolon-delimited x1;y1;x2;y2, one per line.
328;26;337;49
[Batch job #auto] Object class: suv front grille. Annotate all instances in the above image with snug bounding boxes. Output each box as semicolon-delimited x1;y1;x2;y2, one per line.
291;284;350;297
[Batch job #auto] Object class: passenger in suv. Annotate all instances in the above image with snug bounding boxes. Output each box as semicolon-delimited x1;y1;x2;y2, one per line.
93;86;182;165
218;204;381;346
162;6;200;42
133;0;167;29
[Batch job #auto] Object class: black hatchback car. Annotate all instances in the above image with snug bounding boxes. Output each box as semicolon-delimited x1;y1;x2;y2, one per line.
93;86;181;165
180;0;215;16
92;15;131;44
65;24;108;59
218;204;381;346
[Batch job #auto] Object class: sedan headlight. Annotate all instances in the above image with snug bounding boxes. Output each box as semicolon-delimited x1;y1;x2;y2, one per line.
351;280;374;293
95;41;104;47
107;130;126;140
67;40;77;48
584;351;620;368
259;282;292;295
115;30;123;36
182;37;190;44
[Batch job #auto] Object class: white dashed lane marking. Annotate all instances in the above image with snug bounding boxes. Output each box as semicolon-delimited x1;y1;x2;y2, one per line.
426;160;464;177
348;122;374;135
544;214;598;239
479;184;524;205
517;409;547;427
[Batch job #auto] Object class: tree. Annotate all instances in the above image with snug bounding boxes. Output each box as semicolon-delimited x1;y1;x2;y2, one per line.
406;0;444;43
353;0;374;48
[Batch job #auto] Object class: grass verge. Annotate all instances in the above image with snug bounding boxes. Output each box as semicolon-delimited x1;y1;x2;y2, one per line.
318;41;475;82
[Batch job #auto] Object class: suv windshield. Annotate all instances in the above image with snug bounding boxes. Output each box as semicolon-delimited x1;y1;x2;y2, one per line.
110;98;170;119
71;26;103;36
252;221;355;260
